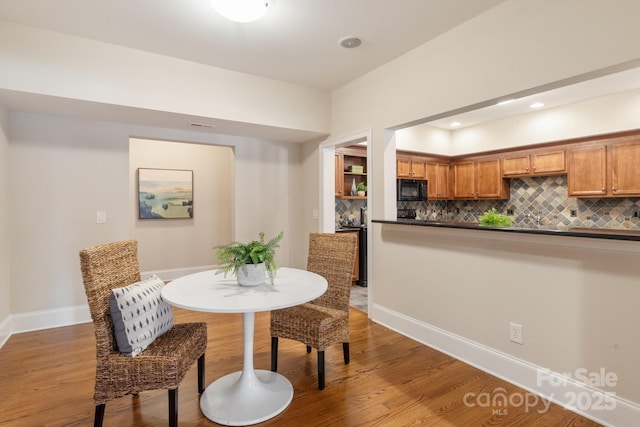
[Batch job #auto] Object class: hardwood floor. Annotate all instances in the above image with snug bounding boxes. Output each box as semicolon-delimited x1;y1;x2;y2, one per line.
0;307;601;426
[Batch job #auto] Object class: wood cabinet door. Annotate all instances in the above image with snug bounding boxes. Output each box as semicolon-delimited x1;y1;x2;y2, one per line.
475;158;504;198
436;164;450;198
532;150;565;174
568;145;607;197
502;154;531;176
410;158;426;179
611;140;640;195
397;157;412;178
453;161;475;198
427;162;450;199
334;153;344;196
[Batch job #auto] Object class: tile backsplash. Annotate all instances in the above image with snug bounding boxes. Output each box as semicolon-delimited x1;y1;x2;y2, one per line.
338;175;640;230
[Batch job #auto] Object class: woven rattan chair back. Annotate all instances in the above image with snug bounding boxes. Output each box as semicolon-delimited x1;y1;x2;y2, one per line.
270;232;357;389
307;232;357;313
80;240;141;362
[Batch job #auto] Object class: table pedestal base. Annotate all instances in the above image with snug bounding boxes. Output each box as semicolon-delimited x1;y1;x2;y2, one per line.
200;369;293;425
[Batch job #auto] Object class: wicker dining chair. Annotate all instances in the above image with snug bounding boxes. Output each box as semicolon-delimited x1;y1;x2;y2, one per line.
79;240;208;427
270;232;358;389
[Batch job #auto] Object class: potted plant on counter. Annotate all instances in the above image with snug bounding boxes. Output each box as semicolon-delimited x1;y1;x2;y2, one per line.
478;208;512;227
214;231;284;286
356;182;367;197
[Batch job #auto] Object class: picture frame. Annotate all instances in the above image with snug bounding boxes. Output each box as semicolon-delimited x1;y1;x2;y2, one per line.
138;168;193;219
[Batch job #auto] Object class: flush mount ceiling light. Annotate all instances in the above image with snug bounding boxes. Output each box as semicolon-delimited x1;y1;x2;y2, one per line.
338;36;362;49
212;0;269;23
530;102;545;109
450;121;462;128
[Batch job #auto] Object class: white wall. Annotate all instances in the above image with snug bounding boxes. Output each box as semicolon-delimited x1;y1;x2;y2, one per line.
449;89;640;154
0;104;10;345
331;0;640;218
129;138;234;272
7;112;306;329
0;20;330;136
394;88;640;156
372;225;640;418
327;0;640;421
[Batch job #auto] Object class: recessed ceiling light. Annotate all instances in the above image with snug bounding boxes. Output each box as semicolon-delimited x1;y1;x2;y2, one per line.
530;102;545;109
338;36;362;49
450;121;461;128
497;99;515;106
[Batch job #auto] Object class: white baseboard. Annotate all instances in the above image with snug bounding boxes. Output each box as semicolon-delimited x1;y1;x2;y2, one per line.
370;303;640;427
0;266;214;348
11;305;92;335
0;315;11;348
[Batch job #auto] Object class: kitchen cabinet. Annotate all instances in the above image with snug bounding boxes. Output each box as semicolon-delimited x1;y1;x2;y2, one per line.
502;150;566;177
426;161;450;199
568;137;640;197
334;153;344;197
397;155;426;179
452;158;509;199
336;147;367;199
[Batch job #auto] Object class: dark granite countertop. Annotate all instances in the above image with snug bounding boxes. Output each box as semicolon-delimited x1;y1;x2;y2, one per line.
373;219;640;242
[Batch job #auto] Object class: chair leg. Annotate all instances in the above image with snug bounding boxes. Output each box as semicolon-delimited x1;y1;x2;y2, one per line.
168;388;178;427
271;337;278;372
94;403;105;427
318;350;325;390
343;342;350;364
198;353;205;394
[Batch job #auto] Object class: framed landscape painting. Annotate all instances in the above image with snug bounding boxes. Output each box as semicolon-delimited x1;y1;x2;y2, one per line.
138;168;193;219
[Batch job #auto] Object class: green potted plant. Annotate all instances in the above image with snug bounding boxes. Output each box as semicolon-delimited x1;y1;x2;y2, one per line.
478;208;512;227
214;231;284;286
356;182;367;197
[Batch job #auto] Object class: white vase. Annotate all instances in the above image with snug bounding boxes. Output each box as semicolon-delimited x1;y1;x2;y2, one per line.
236;263;266;286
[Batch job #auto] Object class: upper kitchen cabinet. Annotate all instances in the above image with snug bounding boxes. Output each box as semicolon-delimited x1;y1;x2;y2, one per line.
568;135;640;197
426;161;450;199
452;157;509;199
336;146;367;199
397;155;426;179
502;149;566;177
334;153;344;197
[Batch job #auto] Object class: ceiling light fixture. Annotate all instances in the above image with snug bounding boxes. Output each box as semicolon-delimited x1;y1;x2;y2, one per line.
497;99;515;106
212;0;269;23
530;102;545;109
450;121;461;128
338;36;362;49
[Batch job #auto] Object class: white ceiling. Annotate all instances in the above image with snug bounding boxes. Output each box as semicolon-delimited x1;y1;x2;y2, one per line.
0;0;506;91
2;0;640;139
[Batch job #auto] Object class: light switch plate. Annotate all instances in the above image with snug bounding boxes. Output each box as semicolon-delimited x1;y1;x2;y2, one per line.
96;211;107;224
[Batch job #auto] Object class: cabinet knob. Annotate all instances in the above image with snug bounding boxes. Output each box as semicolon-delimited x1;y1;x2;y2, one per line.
532;166;536;170
526;167;529;171
601;188;606;192
612;187;617;192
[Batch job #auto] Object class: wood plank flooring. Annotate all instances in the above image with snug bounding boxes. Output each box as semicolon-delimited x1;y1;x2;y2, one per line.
0;307;602;426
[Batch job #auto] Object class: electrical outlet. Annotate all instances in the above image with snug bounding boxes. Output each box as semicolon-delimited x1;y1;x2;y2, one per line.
509;322;523;345
96;211;107;224
634;211;639;218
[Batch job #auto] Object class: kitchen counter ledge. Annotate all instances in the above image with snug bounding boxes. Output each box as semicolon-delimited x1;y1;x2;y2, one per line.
373;219;640;242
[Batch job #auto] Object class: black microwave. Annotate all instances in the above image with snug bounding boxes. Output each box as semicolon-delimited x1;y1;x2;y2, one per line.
397;179;428;201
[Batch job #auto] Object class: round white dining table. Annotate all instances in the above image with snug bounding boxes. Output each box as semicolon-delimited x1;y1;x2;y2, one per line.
161;267;328;426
